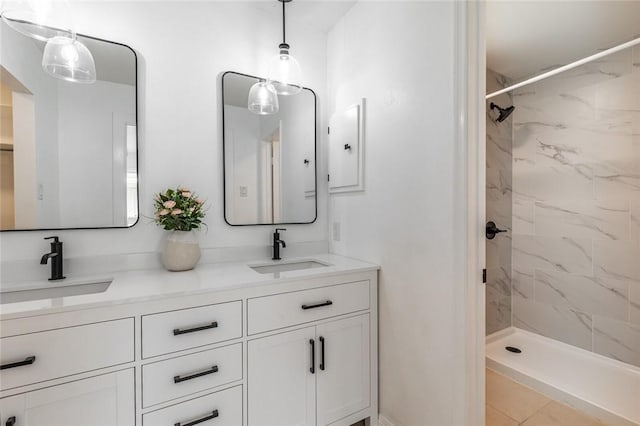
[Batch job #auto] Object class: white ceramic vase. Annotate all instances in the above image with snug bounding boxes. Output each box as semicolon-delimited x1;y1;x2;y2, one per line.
161;230;201;272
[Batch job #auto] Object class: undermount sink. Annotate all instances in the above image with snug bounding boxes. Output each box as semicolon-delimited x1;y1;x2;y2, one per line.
250;260;330;274
0;280;112;304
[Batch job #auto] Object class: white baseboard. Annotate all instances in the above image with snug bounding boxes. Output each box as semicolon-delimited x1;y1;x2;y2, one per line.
378;415;396;426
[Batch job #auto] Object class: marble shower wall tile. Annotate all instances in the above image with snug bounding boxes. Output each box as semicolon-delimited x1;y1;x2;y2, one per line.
487;290;511;335
631;199;640;242
594;240;640;282
512;235;592;274
512;195;534;234
512;296;593;351
486;69;513;336
535;199;629;241
510;47;640;365
631;284;640;326
512;267;534;299
534;269;629;321
593;316;640;367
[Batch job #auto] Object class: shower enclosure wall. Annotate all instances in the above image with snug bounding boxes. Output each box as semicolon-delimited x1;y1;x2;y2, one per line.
487;46;640;368
486;68;513;335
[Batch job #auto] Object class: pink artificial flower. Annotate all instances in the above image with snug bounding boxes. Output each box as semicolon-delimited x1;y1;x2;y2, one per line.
159;209;170;216
195;197;204;205
163;200;176;209
188;207;195;213
171;209;183;215
181;191;192;198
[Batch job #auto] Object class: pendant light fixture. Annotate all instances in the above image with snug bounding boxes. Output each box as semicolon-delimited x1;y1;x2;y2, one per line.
1;0;96;84
248;80;279;115
1;0;73;41
42;33;96;84
267;0;302;96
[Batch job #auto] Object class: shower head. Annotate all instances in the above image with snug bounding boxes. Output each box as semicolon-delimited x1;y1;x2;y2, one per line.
490;102;515;123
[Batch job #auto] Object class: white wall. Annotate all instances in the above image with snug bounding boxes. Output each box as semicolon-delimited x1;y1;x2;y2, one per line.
327;2;463;424
0;1;328;274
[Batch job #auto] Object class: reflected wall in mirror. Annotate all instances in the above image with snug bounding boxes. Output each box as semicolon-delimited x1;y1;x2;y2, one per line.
0;20;138;231
222;71;316;226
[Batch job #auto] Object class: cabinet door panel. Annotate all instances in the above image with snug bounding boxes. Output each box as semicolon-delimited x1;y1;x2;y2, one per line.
0;369;134;426
316;315;370;426
248;327;316;426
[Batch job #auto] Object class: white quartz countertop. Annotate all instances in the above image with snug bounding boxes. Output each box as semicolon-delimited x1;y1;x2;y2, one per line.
0;254;379;320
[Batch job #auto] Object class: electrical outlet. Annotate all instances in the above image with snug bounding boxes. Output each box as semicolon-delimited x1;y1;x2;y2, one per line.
239;186;248;197
332;222;341;241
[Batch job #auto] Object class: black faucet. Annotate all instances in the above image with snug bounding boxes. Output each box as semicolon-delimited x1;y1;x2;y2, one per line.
272;228;286;260
40;236;65;281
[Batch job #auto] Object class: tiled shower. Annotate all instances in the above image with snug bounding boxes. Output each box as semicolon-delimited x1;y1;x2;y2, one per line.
486;47;640;368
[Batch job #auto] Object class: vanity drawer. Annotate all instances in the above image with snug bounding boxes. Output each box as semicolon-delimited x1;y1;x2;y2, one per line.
0;318;134;391
143;385;242;426
142;343;242;407
247;280;370;335
142;301;242;358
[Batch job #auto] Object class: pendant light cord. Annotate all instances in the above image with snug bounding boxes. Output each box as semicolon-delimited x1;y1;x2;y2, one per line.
281;0;286;45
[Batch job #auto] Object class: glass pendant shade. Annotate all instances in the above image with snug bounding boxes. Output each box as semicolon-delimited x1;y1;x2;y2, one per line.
267;46;302;96
42;35;96;84
1;0;73;41
248;81;279;115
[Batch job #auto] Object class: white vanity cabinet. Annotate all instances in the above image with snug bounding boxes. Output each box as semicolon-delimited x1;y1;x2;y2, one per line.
0;369;135;426
248;314;370;426
246;279;374;426
0;260;378;426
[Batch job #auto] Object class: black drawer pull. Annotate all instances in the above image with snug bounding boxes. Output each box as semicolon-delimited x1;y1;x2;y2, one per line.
174;365;219;384
173;321;218;336
0;356;36;370
174;409;218;426
319;336;325;371
6;416;16;426
301;300;333;310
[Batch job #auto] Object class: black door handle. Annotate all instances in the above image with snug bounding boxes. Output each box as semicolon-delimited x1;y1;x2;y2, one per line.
174;410;218;426
6;416;16;426
174;366;219;384
0;356;36;370
301;300;333;310
309;339;315;374
486;221;507;240
319;336;325;371
173;321;218;336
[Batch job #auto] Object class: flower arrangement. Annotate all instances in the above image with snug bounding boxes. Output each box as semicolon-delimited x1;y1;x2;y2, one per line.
153;187;206;231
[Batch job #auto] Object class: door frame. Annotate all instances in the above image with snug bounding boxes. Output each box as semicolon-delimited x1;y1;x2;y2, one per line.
455;1;486;425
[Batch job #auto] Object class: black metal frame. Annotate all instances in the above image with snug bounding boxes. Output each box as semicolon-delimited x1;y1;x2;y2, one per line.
220;70;318;226
0;23;140;232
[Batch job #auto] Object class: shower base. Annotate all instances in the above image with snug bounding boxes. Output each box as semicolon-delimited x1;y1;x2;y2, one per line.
486;327;640;426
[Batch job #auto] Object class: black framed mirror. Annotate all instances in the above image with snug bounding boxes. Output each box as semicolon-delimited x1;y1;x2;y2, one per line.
0;20;138;231
221;71;317;226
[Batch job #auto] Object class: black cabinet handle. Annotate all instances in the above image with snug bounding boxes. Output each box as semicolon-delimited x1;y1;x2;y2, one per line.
301;300;332;310
174;366;218;384
6;416;16;426
173;321;218;336
0;356;35;370
309;339;315;374
319;336;325;371
174;410;218;426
